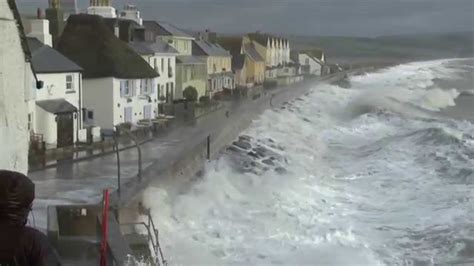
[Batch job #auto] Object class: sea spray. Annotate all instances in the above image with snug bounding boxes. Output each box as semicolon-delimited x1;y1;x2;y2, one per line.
142;59;474;265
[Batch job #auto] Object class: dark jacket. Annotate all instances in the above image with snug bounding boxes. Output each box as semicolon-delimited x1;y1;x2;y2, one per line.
0;170;60;266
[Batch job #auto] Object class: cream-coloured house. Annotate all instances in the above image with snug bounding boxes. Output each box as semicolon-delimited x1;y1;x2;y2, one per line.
144;21;207;100
193;36;234;97
218;37;265;88
243;33;291;80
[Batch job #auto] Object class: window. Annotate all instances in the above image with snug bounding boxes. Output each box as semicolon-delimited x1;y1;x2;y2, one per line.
213;64;216;73
27;113;32;131
66;75;74;90
161;58;164;73
88;111;94;120
305;58;310;65
124;80;130;95
154;58;158;71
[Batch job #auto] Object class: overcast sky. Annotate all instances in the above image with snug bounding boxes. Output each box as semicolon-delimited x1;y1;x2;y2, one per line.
17;0;474;37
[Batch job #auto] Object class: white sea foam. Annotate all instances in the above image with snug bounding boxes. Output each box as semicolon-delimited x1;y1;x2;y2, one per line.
143;59;474;265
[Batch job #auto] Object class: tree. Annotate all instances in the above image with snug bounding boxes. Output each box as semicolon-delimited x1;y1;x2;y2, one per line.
183;86;198;102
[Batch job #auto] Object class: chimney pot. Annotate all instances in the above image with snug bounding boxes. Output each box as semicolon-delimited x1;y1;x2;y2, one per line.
37;8;42;19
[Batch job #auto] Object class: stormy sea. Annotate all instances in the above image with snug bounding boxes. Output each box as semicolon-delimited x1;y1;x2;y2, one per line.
143;58;474;265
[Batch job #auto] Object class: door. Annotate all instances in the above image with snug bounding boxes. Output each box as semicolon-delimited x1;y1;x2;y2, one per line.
143;105;152;119
124;107;133;123
57;113;74;148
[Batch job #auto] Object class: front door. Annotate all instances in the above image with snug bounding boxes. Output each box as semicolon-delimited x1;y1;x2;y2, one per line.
57;113;74;148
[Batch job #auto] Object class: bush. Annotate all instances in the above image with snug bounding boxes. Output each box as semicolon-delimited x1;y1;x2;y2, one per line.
183;86;198;102
199;96;210;103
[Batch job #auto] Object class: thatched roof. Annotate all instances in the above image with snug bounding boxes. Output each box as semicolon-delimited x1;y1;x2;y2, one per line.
57;14;158;79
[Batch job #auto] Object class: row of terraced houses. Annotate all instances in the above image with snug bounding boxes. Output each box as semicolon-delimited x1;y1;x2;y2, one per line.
15;0;327;149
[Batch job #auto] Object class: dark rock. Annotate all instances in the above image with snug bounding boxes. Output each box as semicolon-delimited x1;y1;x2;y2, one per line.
254;146;268;157
227;146;241;153
275;167;287;174
296;97;304;101
239;135;253;142
247;151;259;159
262;159;275;166
233;140;252;150
303;118;311;123
267;138;275;143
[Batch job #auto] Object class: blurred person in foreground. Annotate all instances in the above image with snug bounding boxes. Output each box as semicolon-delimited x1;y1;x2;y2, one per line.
0;170;60;265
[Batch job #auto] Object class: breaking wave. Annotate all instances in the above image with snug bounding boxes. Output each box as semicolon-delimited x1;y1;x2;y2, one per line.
143;59;474;265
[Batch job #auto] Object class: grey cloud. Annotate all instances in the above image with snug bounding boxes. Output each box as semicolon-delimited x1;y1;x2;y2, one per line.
17;0;474;36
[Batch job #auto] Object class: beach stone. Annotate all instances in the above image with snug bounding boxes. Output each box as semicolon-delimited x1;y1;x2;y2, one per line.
254;146;268;157
303;117;311;123
275;167;287;174
262;159;275;166
233;140;252;150
239;135;253;142
247;151;259;159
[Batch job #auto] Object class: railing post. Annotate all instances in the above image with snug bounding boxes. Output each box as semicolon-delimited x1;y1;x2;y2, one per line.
112;128;121;198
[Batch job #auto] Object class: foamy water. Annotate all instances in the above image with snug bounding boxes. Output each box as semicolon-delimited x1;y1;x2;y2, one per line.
143;59;474;265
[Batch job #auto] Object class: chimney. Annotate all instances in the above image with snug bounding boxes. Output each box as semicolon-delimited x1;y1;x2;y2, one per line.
28;18;53;46
37;8;42;19
45;3;65;47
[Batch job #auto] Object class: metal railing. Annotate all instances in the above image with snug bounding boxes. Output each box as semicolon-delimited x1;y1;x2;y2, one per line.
120;211;167;266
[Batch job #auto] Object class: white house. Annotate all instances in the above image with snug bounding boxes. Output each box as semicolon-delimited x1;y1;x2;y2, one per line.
57;14;159;131
27;37;85;147
0;0;35;173
128;41;179;115
292;50;326;76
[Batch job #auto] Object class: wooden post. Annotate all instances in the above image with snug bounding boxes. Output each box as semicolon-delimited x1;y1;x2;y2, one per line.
207;135;211;160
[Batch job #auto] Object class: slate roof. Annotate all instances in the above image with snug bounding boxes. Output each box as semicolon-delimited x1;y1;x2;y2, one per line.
243;43;264;62
143;21;193;38
27;37;83;73
302;49;324;61
57;14;158;79
129;40;179;55
148;40;179;54
176;55;205;65
193;40;230;57
128;42;154;55
36;99;77;114
232;54;245;70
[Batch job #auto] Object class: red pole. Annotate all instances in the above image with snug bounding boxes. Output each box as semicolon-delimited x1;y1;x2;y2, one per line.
100;189;110;266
